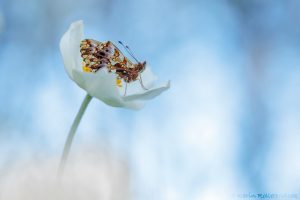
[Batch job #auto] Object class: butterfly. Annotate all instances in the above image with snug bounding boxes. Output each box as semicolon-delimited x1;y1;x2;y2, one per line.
80;39;147;95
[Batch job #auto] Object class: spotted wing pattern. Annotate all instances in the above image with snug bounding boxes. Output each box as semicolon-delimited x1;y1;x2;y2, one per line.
80;39;114;72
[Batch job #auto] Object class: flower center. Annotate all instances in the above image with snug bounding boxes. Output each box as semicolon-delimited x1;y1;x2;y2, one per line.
116;78;122;87
82;65;92;72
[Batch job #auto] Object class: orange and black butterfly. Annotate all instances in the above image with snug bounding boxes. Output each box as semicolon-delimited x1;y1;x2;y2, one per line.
80;39;147;95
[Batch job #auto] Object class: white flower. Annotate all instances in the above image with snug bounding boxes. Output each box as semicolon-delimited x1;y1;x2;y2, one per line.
60;20;170;110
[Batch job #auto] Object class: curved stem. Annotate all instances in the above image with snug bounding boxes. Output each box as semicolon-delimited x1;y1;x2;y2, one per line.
57;93;92;178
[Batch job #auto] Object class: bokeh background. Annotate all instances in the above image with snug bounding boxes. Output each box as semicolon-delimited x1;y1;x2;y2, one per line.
0;0;300;199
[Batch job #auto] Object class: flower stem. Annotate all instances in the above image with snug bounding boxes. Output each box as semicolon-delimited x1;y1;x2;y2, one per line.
57;93;92;178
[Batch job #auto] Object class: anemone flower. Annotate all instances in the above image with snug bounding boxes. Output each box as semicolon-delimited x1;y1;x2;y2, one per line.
58;20;170;177
60;20;170;110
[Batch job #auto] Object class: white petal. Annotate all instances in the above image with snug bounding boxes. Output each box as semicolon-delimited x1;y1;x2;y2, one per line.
122;81;170;101
72;69;144;110
140;66;157;88
60;20;83;80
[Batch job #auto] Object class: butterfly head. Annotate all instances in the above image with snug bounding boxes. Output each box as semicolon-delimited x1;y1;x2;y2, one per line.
136;61;146;73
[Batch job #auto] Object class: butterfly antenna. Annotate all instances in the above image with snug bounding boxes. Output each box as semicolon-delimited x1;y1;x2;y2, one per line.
118;41;140;63
125;45;140;61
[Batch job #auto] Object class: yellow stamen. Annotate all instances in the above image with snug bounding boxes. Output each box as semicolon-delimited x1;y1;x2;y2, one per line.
82;65;92;73
116;78;122;87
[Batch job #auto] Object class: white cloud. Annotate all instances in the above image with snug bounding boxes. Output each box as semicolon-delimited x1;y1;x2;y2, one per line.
0;144;130;200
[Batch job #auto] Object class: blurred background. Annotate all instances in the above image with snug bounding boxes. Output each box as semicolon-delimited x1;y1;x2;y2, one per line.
0;0;300;199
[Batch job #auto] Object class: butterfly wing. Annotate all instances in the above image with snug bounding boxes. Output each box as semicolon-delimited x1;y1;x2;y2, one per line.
80;39;114;72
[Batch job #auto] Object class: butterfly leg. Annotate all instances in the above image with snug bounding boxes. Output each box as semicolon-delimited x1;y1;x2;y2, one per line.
139;74;148;90
124;82;128;96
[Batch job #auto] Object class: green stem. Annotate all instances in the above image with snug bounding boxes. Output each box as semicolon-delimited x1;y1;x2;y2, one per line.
57;93;92;178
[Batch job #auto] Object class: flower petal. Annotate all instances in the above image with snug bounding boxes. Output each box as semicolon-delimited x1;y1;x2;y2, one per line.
139;66;157;88
122;81;170;101
60;20;83;80
72;69;144;110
